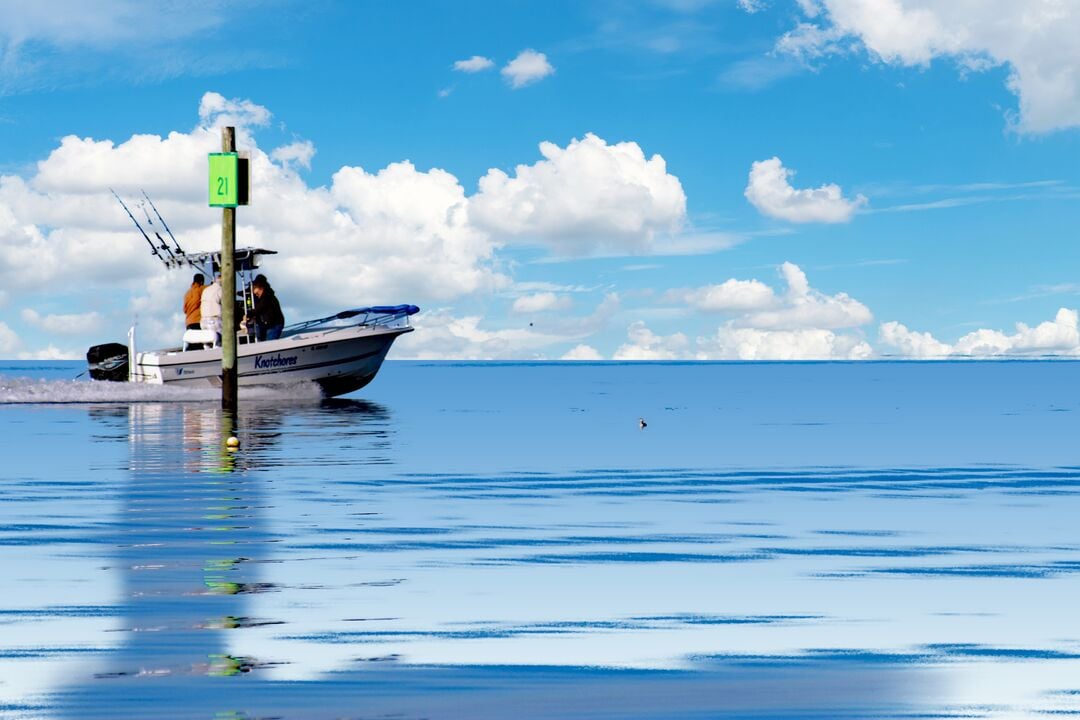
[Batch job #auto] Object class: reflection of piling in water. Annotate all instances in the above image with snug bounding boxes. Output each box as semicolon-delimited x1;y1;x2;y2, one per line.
132;405;265;672
73;404;275;691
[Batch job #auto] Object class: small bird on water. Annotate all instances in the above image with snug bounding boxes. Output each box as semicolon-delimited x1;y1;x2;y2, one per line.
639;417;647;430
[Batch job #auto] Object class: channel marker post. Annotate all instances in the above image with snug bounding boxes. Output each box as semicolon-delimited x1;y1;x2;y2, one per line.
208;126;249;410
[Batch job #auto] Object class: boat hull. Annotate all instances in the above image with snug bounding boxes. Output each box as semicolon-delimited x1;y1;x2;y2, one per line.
131;325;411;397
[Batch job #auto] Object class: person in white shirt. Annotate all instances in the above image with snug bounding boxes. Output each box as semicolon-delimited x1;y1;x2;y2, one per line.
200;272;223;346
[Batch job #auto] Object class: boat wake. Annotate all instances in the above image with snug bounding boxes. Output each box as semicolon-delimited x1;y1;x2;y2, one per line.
0;376;325;404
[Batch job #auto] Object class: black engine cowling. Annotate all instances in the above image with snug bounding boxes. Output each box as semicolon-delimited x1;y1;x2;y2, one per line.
86;342;129;382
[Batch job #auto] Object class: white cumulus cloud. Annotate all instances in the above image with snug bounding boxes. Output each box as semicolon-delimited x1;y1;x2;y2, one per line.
879;308;1080;357
386;294;619;360
271;140;315;171
198;91;272;130
0;321;21;355
0;92;512;350
612;320;872;360
626;261;874;360
613;321;691;360
678;262;871;329
392;311;567;360
512;292;572;313
745;157;867;223
501;49;555;88
21;308;105;335
683;278;776;312
738;0;768;12
18;345;78;360
956;307;1080;356
776;0;1080;134
699;326;873;360
878;320;952;358
454;55;495;73
471;133;686;256
736;262;872;329
31;130;213;199
321;159;505;305
562;344;604;360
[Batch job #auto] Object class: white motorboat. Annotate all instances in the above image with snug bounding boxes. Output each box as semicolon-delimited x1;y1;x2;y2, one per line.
115;303;417;397
86;197;418;397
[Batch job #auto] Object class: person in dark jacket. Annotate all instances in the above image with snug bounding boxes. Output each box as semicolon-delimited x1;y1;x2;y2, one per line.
248;275;285;341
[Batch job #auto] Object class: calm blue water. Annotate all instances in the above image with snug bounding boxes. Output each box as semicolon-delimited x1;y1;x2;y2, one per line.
2;360;1080;718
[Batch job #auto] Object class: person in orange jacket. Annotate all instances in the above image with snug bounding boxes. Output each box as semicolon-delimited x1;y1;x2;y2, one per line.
183;273;205;330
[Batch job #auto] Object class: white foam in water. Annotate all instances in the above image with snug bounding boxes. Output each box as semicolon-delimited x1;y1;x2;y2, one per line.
0;376;325;404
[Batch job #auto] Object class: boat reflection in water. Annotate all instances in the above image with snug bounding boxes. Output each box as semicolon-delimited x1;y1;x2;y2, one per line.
47;400;937;720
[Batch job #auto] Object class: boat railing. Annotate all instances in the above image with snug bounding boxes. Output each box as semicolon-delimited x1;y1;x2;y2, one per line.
281;305;420;338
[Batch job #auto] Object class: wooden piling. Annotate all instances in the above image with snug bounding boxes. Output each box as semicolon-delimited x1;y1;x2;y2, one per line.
221;126;238;410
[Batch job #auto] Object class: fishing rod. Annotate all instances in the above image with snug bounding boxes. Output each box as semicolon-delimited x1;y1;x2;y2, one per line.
111;188;167;266
141;190;186;260
138;200;181;266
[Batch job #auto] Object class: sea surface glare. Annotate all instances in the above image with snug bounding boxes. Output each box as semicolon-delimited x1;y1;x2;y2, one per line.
2;360;1080;719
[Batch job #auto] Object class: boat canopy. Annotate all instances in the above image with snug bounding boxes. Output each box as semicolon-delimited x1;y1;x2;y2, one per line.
184;247;278;274
348;305;420;316
284;305;420;335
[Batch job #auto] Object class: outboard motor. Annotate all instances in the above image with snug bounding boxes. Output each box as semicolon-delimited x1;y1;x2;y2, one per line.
86;342;129;382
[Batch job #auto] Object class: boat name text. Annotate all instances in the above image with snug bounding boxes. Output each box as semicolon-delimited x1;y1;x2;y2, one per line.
255;354;299;370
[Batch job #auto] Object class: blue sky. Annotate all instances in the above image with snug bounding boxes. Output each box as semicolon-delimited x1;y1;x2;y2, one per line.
3;0;1080;359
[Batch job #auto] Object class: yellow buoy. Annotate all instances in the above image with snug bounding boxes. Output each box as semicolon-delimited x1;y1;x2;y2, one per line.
225;436;240;448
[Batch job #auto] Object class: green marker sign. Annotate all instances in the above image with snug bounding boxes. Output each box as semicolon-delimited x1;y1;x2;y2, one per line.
209;152;239;207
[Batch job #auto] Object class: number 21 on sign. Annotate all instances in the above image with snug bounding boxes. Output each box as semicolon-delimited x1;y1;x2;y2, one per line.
208;152;239;207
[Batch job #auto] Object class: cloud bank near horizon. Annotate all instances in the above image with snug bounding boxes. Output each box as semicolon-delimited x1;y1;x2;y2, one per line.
0;92;685;358
1;91;1076;362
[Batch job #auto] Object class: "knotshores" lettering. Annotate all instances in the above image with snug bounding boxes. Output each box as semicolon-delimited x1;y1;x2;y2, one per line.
254;354;299;370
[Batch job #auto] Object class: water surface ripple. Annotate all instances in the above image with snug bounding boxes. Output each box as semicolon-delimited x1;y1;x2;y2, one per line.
2;361;1079;718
